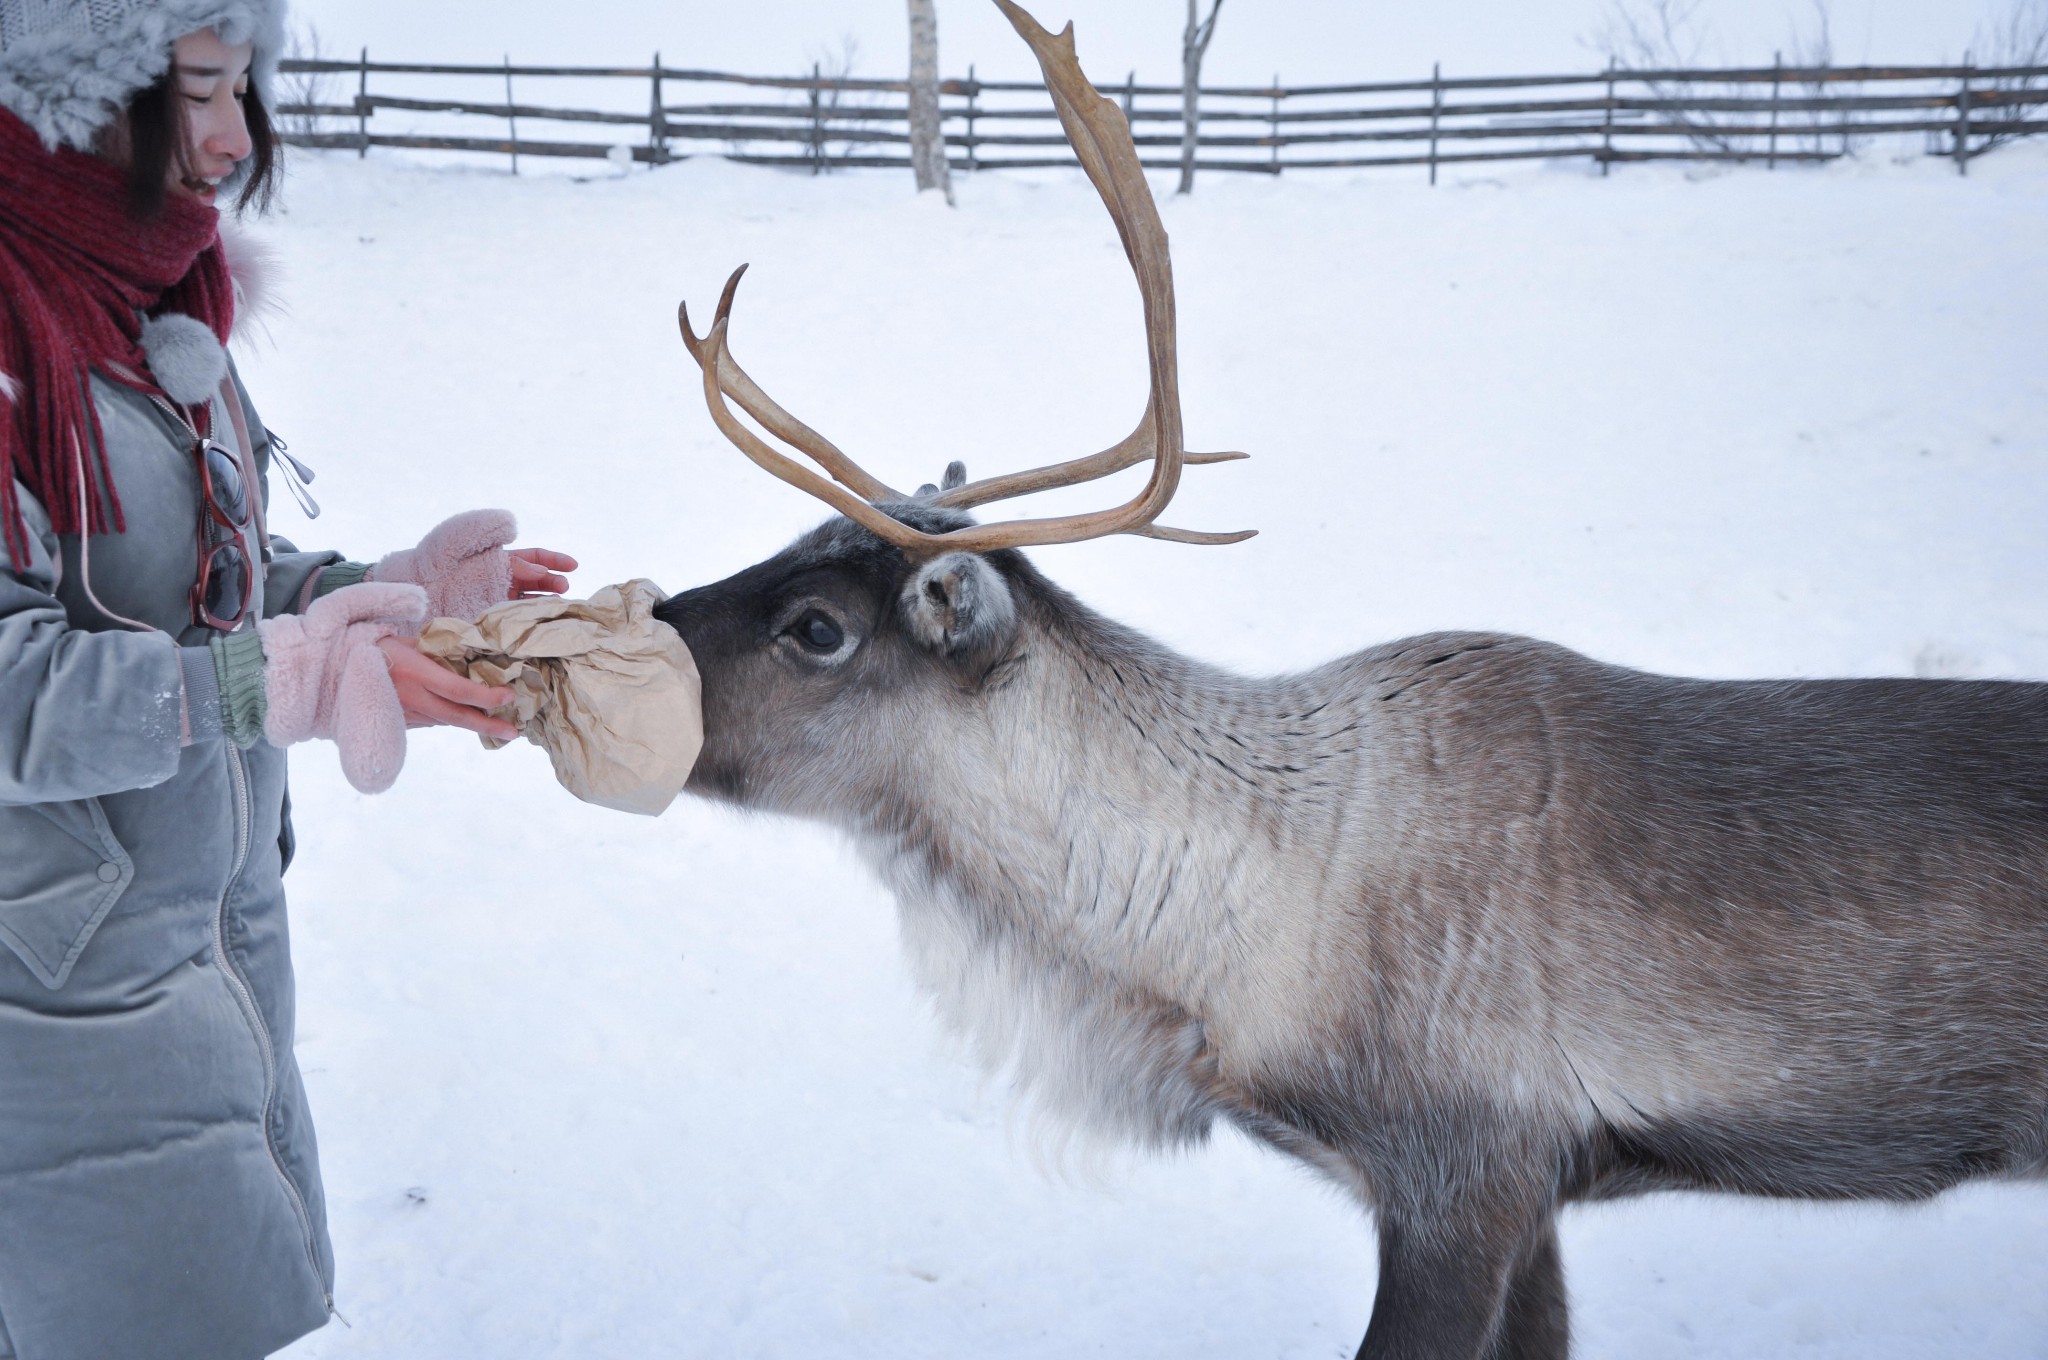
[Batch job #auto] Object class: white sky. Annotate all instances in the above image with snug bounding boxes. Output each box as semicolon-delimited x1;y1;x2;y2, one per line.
289;1;2016;84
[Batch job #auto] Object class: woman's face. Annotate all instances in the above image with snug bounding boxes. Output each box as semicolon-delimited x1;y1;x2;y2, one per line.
167;28;255;204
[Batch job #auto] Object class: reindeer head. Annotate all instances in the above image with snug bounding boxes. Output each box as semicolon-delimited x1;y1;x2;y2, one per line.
656;0;1251;818
654;493;1034;815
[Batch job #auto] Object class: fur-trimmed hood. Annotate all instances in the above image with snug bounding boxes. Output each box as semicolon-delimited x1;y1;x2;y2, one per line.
1;221;278;410
136;220;280;402
221;217;280;343
0;0;288;151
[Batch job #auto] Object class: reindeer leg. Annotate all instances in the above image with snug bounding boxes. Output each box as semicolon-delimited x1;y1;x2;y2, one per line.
1352;1178;1555;1360
1482;1215;1569;1360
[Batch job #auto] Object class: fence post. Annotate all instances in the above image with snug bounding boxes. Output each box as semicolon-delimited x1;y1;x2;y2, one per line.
1838;61;1852;158
1428;61;1442;185
1270;73;1282;175
1767;50;1781;169
1600;57;1616;176
1954;62;1974;176
503;56;518;174
355;47;368;158
648;52;668;166
808;62;823;175
965;64;979;173
1809;60;1825;156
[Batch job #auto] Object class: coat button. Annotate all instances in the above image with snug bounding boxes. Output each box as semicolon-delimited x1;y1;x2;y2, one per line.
96;862;122;883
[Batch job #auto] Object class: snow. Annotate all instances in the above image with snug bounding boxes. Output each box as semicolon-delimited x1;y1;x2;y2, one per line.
249;136;2048;1358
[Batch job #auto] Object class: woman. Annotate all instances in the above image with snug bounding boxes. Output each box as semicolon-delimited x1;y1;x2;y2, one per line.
0;4;576;1356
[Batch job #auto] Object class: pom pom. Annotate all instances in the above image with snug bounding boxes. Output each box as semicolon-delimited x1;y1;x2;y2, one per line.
138;312;229;405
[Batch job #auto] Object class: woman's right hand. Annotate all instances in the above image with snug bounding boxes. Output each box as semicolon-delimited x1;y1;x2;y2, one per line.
376;636;520;742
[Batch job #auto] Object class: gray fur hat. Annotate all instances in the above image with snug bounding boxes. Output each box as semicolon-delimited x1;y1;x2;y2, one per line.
0;0;287;150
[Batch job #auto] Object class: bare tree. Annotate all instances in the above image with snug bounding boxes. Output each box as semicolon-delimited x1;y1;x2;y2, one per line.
780;36;886;175
1974;0;2048;154
1588;0;1750;155
1786;0;1864;158
1590;0;1849;161
1177;0;1223;194
277;23;336;141
907;0;954;203
1588;0;1713;70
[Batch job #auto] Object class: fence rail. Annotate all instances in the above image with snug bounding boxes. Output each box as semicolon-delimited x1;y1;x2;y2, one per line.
275;55;2048;180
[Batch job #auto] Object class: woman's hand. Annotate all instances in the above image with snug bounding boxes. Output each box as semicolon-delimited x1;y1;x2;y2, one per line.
509;547;577;598
375;518;577;620
364;544;576;741
376;636;521;742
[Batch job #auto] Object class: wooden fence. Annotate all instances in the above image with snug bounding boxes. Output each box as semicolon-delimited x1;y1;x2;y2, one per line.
275;55;2048;181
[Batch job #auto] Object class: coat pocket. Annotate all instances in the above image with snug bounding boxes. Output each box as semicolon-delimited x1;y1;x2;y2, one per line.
278;783;297;876
0;799;134;989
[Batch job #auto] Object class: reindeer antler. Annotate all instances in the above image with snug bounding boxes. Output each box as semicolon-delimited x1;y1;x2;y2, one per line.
677;0;1253;557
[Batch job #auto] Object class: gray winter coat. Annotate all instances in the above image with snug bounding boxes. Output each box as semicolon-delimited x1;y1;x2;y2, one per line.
0;369;341;1360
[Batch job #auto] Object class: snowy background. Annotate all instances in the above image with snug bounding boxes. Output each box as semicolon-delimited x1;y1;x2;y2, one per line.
233;3;2048;1356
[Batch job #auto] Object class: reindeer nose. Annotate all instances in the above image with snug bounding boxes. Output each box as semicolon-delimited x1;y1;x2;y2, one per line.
652;589;703;639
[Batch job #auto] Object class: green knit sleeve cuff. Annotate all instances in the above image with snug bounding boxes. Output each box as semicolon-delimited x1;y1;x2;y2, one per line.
313;560;374;598
210;629;269;750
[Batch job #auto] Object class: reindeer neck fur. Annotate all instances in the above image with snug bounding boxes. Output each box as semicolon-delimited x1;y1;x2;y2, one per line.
843;566;1397;1149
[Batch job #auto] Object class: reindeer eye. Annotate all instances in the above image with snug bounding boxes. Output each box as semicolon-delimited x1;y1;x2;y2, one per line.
790;609;843;653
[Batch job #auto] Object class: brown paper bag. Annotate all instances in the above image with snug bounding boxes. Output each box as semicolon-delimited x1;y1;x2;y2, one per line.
416;578;703;816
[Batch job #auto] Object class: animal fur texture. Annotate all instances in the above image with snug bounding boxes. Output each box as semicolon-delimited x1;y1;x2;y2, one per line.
656;501;2048;1360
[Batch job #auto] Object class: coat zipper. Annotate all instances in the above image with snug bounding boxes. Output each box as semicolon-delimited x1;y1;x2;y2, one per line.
214;744;331;1310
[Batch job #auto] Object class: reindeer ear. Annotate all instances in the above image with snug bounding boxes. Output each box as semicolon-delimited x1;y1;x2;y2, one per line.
901;552;1017;660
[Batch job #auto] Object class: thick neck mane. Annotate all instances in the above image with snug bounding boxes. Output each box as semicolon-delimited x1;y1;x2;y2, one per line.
837;563;1395;1146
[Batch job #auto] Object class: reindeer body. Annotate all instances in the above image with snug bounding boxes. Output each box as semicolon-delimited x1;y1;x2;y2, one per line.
662;12;2043;1355
660;508;2048;1358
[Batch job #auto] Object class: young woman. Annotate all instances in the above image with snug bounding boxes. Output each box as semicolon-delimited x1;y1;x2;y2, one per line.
0;4;576;1355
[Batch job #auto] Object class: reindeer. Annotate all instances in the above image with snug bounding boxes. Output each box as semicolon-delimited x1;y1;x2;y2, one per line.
653;5;2048;1356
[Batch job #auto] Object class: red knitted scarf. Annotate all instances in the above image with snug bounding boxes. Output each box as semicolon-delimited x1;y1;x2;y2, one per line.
0;109;233;565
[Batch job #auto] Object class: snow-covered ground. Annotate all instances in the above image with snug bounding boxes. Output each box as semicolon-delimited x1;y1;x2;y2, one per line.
250;136;2048;1359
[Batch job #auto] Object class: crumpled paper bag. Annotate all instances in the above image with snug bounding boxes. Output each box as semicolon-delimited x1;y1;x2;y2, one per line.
416;578;702;816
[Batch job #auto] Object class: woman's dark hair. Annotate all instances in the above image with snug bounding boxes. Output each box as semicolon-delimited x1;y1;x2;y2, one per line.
122;65;281;217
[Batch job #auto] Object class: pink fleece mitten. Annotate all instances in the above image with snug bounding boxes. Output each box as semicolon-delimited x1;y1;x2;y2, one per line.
258;583;430;794
374;509;517;625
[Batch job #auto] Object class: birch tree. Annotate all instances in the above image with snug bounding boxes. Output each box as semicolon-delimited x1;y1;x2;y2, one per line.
1178;0;1224;194
908;0;954;203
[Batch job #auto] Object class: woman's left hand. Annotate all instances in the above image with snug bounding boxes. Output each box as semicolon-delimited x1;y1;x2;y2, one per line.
508;547;578;598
